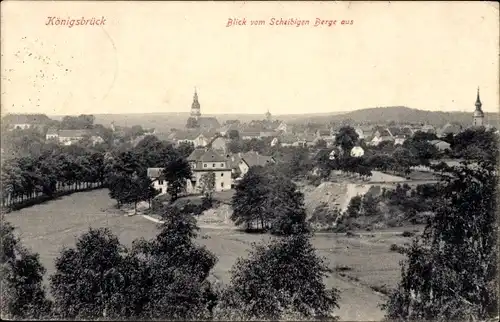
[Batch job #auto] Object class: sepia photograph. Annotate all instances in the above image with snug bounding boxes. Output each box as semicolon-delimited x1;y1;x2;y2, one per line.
1;1;499;321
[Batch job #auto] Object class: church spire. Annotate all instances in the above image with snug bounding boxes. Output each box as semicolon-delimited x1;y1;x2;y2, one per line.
473;86;484;127
191;87;201;119
475;86;482;110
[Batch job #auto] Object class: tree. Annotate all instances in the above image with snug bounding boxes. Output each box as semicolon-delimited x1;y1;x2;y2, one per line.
226;139;243;153
392;146;414;175
345;195;362;218
162;157;193;202
360;193;380;217
267;174;310;235
383;160;498;321
403;139;439;165
60;114;95;130
134;136;179;168
231;166;270;230
453;128;498;164
199;172;215;200
177;141;195;158
50;228;130;319
315;138;327;148
228;129;240;140
1;220;52;319
336;126;359;156
215;234;340;320
412;131;438;142
131;207;218;319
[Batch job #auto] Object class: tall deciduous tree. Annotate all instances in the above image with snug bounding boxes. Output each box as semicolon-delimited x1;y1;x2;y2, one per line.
215;233;340;320
231;166;270;230
50;228;130;319
267;174;309;235
131;207;218;319
336;126;359;156
1;220;52;319
383;160;498;321
199;172;216;200
162;157;193;202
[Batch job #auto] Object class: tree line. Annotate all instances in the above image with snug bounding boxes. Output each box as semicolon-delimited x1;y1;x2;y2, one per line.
1;146;107;209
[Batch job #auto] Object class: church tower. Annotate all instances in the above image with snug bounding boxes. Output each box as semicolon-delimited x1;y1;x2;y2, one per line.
473;87;484;127
265;109;272;122
190;88;201;120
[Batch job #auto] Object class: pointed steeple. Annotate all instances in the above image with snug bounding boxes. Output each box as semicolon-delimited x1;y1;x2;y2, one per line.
473;87;484;127
475;87;482;110
191;87;201;118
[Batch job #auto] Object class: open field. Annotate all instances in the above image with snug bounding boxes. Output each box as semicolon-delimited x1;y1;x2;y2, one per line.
4;189;417;321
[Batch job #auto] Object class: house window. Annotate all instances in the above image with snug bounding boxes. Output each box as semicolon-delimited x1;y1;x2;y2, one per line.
220;163;224;167
204;164;207;168
213;163;215;167
159;188;162;193
220;182;224;188
221;173;224;177
158;180;163;185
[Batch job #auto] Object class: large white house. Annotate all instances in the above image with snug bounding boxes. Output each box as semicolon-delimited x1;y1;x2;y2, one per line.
147;148;232;195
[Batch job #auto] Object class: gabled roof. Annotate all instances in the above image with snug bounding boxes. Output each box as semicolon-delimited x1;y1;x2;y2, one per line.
58;129;91;138
240;152;275;167
187;148;207;161
197;117;220;129
439;123;462;135
228;153;242;169
401;127;413;136
172;130;201;140
241;132;261;138
46;127;58;135
199;149;226;162
219;123;241;133
208;135;228;146
279;134;298;144
387;127;403;137
147;167;163;178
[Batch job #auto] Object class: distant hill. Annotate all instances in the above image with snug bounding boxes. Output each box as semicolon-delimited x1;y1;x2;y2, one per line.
295;106;499;127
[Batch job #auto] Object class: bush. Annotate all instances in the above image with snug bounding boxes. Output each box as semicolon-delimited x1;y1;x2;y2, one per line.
334;265;353;272
389;244;405;254
401;231;415;237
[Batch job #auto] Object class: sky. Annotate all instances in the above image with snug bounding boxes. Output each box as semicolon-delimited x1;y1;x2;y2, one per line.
1;1;499;116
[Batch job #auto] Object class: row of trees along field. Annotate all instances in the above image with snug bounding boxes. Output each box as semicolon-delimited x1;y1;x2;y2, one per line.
1;204;339;320
0;126;196;211
0;115;161;210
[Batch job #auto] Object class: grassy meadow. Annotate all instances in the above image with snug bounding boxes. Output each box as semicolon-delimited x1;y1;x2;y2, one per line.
5;189;419;321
